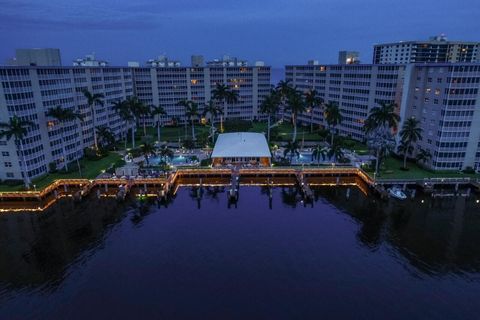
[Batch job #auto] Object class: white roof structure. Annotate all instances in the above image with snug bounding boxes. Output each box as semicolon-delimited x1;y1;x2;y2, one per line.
211;132;271;158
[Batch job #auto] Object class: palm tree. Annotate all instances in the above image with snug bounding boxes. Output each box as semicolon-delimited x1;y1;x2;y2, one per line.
328;142;345;163
324;102;343;146
96;126;116;149
158;145;174;163
304;89;323;133
397;141;413;168
276;80;294;120
363;116;376;135
367;128;396;176
112;100;133;150
312;144;328;164
150;106;167;143
70;109;85;177
367;102;400;132
202;100;221;143
82;89;104;150
139;103;151;137
181;100;199;140
286;89;306;142
259;90;281;142
283;140;300;163
416;147;432;166
176;99;192;139
364;102;401;176
211;83;239;132
399;117;423;169
46;106;82;172
276;80;294;96
0;116;35;187
140;142;156;165
125;96;144;148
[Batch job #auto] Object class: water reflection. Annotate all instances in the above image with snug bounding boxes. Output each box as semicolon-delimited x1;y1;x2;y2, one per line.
315;186;480;275
0;198;126;290
1;184;480;316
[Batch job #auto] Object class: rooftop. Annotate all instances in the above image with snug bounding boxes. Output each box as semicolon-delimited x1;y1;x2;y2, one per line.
211;132;271;158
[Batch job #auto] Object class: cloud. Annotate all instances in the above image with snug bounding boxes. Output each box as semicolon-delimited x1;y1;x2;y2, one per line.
0;0;165;30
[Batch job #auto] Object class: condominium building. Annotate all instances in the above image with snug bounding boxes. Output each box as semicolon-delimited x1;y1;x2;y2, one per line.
73;53;109;67
132;65;271;124
338;51;360;64
373;35;480;64
14;48;62;66
399;64;480;171
206;55;248;67
146;55;181;68
286;62;480;171
0;60;270;181
286;64;405;141
0;66;133;181
191;55;205;67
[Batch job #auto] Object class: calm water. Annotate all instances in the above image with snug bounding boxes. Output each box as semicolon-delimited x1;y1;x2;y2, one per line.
1;186;480;319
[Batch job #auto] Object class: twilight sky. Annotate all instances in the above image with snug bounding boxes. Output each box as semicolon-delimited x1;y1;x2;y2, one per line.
1;0;479;67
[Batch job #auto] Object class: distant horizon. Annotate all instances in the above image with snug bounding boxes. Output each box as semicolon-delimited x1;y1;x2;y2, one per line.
2;0;479;68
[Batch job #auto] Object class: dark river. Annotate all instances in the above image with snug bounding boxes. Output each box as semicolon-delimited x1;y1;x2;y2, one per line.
1;185;480;319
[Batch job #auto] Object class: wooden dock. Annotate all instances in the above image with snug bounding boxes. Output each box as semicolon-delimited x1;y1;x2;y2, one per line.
295;171;314;201
1;166;477;212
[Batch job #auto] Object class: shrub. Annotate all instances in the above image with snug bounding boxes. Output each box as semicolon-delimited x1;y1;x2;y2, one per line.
200;158;212;166
83;147;106;160
273;158;290;166
342;139;356;149
2;179;24;186
182;138;195;150
128;148;143;158
48;162;57;173
463;166;476;174
224;119;252;132
317;129;329;140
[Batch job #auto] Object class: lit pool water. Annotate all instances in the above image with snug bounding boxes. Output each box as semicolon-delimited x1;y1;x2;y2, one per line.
150;155;196;165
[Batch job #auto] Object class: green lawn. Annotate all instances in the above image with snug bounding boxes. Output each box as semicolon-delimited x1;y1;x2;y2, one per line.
342;138;369;155
366;156;480;180
117;125;212;149
0;153;124;191
115;122;328;147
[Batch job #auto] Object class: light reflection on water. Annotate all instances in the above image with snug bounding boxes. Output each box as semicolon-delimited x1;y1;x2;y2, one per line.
0;185;480;319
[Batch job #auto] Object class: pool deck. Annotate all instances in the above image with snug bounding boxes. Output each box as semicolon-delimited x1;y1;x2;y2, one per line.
1;166;479;212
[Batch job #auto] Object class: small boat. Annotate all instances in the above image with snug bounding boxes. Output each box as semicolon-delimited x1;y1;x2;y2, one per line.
388;187;407;200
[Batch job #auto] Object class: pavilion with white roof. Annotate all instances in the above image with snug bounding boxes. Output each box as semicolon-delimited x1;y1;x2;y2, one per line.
211;132;271;166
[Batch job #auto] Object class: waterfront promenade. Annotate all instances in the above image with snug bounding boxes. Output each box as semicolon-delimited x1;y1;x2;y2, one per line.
1;166;479;212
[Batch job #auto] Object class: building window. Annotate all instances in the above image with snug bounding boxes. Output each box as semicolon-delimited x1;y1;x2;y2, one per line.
6;172;14;178
1;151;9;156
4;162;12;167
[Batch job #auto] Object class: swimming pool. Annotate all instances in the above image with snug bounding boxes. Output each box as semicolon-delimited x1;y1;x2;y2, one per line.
288;152;331;164
150;155;198;166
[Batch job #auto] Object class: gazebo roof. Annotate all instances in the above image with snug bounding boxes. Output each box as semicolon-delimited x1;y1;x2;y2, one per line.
211;132;271;158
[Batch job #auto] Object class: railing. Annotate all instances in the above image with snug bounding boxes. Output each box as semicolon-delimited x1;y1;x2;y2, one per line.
2;167;474;203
